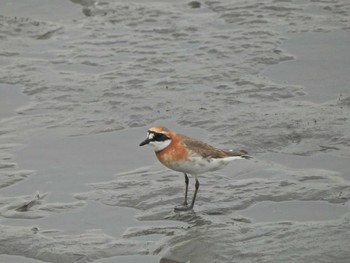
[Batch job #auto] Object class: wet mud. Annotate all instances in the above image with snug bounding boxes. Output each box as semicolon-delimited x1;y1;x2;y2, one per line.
1;0;350;262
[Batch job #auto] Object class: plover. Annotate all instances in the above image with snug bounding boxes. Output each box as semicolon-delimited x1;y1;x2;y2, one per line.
139;126;250;211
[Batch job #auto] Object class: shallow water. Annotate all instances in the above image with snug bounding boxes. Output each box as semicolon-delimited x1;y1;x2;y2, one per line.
1;0;350;262
264;31;350;103
0;84;28;119
240;200;349;222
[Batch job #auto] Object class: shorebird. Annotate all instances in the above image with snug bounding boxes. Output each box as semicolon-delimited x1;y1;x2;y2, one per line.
139;126;250;211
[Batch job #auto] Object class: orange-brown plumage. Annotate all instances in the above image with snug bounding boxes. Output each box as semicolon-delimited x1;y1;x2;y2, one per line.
139;126;250;211
155;132;189;166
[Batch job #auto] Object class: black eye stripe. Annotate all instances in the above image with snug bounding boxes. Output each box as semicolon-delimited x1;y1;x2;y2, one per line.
148;131;170;141
155;133;169;141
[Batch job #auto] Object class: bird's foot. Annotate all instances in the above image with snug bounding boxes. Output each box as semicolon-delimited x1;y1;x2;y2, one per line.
174;204;193;212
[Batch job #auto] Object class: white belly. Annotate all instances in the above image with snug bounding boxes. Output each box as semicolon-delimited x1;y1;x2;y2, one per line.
164;156;243;175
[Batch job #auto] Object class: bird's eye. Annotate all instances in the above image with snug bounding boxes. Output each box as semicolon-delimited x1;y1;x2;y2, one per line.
154;133;168;141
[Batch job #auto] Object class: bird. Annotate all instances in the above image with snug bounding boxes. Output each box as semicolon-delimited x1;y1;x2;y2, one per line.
139;126;250;211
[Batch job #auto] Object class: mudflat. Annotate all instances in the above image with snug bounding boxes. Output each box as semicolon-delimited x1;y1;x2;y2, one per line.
0;0;349;262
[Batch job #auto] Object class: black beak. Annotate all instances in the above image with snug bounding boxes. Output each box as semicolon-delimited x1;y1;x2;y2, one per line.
139;138;150;146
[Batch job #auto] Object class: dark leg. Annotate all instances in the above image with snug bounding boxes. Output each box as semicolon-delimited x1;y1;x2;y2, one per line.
183;173;189;206
189;175;200;210
174;174;196;212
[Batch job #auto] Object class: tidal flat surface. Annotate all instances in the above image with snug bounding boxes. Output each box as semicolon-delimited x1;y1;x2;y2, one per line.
1;0;350;262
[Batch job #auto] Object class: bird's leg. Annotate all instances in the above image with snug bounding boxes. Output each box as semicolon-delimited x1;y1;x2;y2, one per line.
174;173;194;212
189;175;199;210
183;173;189;206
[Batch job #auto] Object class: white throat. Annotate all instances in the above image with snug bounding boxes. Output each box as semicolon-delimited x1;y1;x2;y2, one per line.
149;139;171;152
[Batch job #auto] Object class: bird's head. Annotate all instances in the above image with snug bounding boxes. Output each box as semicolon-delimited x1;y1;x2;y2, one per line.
139;126;172;152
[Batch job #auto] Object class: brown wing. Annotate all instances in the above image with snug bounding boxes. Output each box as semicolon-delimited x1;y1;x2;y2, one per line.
181;135;248;159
